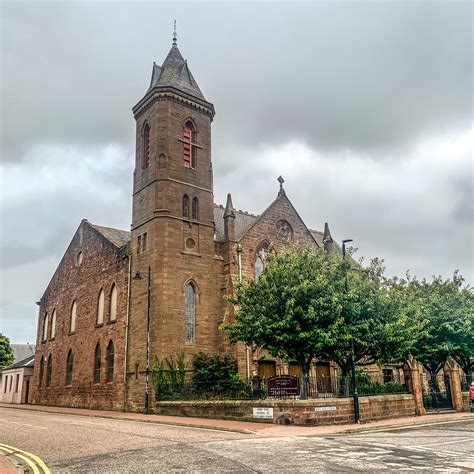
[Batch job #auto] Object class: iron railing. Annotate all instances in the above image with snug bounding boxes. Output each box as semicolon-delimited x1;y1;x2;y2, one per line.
154;373;409;401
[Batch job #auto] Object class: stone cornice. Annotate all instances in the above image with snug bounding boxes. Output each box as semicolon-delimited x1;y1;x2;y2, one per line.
133;86;215;120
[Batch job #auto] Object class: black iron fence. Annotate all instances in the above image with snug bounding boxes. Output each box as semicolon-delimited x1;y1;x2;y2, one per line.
461;373;473;392
154;373;409;401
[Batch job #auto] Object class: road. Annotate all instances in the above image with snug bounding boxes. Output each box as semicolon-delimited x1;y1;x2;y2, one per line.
1;407;473;472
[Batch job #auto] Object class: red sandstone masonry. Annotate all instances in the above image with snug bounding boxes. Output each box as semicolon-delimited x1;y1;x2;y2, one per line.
154;394;417;426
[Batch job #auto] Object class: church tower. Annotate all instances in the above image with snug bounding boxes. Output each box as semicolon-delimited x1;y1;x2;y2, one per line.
126;30;221;410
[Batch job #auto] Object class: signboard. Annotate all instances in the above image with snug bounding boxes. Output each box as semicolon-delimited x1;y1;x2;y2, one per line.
315;406;337;412
252;407;274;419
267;375;300;397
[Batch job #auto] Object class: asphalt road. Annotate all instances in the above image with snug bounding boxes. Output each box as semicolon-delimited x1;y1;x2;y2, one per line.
1;408;473;472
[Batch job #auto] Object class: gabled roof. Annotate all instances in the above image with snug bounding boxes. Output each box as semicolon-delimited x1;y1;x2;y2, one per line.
11;344;35;363
3;354;35;371
148;44;206;101
89;223;130;248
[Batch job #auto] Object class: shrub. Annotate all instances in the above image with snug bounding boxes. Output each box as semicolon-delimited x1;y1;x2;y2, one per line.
152;352;186;400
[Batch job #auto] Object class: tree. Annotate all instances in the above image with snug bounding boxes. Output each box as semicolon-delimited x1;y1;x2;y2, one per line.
400;271;474;376
0;333;14;368
223;247;347;378
321;258;419;376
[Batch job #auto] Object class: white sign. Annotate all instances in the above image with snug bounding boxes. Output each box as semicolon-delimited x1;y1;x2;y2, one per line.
315;406;337;412
252;407;274;419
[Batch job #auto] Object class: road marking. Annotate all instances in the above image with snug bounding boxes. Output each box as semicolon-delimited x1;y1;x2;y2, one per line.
410;437;472;448
0;443;50;474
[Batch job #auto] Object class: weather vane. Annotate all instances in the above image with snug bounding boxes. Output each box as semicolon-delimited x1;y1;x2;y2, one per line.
173;20;177;45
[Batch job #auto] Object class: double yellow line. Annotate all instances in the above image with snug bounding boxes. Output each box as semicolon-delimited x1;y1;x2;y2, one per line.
0;443;50;474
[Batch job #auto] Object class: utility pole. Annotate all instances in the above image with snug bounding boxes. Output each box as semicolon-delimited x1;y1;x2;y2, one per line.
342;239;360;424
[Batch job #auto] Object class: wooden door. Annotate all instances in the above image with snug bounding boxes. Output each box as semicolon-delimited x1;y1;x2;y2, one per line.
258;361;276;378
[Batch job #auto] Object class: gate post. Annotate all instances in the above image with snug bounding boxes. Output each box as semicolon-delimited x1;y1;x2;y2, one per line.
404;355;426;416
443;357;464;412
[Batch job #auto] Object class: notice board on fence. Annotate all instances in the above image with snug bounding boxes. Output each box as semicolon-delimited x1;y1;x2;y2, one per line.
267;375;300;396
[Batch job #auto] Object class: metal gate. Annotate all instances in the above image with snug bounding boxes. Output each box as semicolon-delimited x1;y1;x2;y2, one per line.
422;372;453;410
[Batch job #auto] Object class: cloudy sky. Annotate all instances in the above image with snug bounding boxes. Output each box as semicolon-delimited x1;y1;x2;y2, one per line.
1;1;472;344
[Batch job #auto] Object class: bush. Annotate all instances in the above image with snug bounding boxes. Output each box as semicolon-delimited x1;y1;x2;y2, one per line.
191;352;250;399
152;352;186;400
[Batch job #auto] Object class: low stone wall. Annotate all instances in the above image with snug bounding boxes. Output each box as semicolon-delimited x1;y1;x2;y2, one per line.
154;394;416;425
462;392;471;411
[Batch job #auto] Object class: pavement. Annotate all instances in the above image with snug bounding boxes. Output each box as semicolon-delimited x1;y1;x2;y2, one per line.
0;402;472;437
1;404;473;472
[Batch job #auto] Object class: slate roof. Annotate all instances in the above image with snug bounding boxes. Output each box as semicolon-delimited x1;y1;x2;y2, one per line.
11;344;35;364
148;44;206;101
213;205;258;242
3;354;35;371
90;223;130;248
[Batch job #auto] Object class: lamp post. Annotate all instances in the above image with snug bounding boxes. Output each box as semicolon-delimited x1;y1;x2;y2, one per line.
342;239;360;424
134;265;152;413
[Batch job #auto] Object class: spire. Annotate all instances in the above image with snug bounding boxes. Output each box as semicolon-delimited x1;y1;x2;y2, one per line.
277;175;286;197
146;29;207;101
173;20;177;46
323;222;334;253
224;193;236;241
224;193;235;218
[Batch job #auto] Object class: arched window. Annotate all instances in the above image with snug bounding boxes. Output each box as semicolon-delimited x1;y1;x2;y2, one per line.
39;356;44;387
46;354;52;387
183;121;197;168
192;197;199;221
109;284;117;322
182;194;190;218
94;343;101;384
70;301;77;333
66;350;73;385
97;289;105;325
142;122;151;169
255;243;269;279
50;309;57;339
107;341;114;382
184;282;196;343
42;313;48;342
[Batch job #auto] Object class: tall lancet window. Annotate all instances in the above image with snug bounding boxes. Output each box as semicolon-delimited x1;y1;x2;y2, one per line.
184;282;196;343
192;197;199;221
182;194;190;218
142;122;151;169
183;121;197;168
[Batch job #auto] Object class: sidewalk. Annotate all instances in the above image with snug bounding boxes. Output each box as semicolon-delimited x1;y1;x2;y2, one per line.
0;402;472;437
0;454;20;474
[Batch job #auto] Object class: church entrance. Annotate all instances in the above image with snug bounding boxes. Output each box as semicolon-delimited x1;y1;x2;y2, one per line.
288;362;302;377
258;360;276;378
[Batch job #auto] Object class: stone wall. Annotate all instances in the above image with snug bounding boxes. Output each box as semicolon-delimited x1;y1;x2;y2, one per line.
154;394;416;425
30;220;129;410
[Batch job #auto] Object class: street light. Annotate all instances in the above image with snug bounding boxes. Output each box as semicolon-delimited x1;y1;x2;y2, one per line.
342;239;360;424
134;265;152;414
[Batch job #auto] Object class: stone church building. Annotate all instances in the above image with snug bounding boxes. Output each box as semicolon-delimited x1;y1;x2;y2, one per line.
31;35;342;411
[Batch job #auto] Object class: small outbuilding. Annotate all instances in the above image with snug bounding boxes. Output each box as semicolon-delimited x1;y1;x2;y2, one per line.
0;355;35;404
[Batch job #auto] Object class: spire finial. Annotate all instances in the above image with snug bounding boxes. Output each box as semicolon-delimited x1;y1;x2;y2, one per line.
277;175;285;196
173;20;177;45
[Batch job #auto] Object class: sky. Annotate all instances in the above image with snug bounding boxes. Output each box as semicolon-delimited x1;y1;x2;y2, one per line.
1;1;472;344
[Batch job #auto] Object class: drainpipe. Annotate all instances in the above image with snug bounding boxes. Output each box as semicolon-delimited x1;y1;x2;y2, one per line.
123;253;132;412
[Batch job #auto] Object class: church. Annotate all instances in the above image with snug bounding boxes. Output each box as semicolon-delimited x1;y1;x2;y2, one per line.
30;33;342;411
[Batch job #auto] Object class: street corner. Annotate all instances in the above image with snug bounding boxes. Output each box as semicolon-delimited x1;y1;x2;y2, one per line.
0;443;50;474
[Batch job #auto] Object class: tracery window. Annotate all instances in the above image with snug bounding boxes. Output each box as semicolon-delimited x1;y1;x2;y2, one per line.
66;350;74;385
97;289;105;325
46;354;52;387
94;343;101;384
184;282;196;343
50;309;57;339
192;197;199;221
183;121;197;168
107;340;114;382
70;301;77;333
142;122;151;169
182;194;190;218
255;243;269;279
109;284;117;322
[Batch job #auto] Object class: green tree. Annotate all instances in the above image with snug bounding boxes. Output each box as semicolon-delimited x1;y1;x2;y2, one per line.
323;258;420;376
223;247;347;377
0;333;14;368
401;271;474;376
